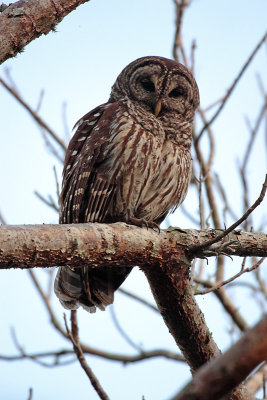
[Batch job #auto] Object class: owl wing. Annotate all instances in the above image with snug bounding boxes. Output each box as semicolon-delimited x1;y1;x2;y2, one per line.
60;102;120;224
56;101;132;312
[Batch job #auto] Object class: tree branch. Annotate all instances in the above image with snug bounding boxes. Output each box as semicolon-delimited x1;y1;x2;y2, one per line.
191;174;267;252
0;0;91;65
0;77;67;153
65;311;110;400
171;316;267;400
0;223;266;269
196;31;267;143
0;222;265;400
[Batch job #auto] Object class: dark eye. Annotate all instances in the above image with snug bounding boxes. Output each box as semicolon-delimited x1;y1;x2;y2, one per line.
169;87;186;98
140;78;155;92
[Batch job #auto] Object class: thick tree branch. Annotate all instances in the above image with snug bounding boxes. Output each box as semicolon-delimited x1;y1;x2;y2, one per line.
0;222;262;400
0;0;90;65
0;223;266;269
171;316;267;400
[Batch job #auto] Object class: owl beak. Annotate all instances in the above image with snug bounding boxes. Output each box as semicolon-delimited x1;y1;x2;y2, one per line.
154;100;162;117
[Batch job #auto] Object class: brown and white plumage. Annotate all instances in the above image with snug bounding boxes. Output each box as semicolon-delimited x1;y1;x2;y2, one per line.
54;56;199;312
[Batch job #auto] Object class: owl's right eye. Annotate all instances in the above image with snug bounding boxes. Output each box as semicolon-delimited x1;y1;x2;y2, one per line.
140;78;155;92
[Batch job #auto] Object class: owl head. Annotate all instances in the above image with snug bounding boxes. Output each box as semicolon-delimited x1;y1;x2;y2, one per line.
109;56;199;120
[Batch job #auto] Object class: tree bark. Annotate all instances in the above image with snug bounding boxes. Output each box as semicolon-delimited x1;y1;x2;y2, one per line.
0;223;266;269
0;0;90;65
0;222;264;400
171;316;267;400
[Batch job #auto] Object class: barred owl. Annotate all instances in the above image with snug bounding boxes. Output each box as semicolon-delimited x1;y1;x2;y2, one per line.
54;56;199;312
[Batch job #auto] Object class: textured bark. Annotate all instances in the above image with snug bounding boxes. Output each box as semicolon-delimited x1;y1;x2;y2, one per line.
0;222;263;399
0;0;90;65
0;223;266;269
172;316;267;400
143;260;221;371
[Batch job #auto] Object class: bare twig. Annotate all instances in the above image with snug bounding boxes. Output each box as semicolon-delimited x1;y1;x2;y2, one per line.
27;388;33;400
195;257;265;295
0;210;7;225
193;276;249;331
34;191;60;213
35;89;44;113
214;173;238;222
0;346;184;365
246;362;267;396
242;100;267;172
26;269;184;364
239;98;267;230
65;311;110;400
191;174;267;253
0;77;67;152
118;288;159;313
62;101;71;144
192;129;222;229
110;306;143;352
179;204;200;225
254;266;267;299
190;39;196;75
196;32;267;142
172;0;191;67
53;166;60;202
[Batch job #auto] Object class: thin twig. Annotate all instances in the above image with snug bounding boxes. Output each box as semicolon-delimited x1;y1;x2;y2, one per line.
172;0;190;67
34;191;60;213
62;101;71;144
0;77;67;152
27;388;33;400
191;174;267;252
192;129;222;229
65;311;110;400
197;107;215;170
195;258;265;295
196;32;267;142
118;288;159;313
27;270;183;363
197;173;205;229
0;210;7;225
254;266;267;299
190;39;196;75
179;204;200;225
214;173;238;222
0;345;184;364
242;100;267;172
246;362;267;396
53;166;60;202
35;89;44;113
110;306;144;352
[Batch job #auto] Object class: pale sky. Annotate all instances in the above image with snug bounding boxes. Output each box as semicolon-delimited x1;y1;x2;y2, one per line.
0;1;266;399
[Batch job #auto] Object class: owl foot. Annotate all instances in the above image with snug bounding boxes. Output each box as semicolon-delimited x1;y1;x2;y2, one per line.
126;216;160;232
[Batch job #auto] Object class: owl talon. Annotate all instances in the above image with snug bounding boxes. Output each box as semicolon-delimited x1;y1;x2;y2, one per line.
126;216;160;232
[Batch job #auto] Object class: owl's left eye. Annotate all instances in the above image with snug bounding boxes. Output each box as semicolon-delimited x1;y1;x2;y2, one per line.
169;87;186;98
140;78;155;92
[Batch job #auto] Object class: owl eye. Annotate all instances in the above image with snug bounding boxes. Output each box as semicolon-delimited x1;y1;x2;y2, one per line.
140;78;155;92
169;87;186;98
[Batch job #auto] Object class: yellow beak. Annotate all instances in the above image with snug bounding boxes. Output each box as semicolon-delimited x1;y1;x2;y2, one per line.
154;100;162;117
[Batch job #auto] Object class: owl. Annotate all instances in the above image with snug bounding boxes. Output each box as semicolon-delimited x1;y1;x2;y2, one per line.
54;56;199;313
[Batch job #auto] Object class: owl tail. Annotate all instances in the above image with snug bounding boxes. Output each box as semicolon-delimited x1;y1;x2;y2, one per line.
54;266;132;313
